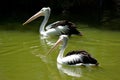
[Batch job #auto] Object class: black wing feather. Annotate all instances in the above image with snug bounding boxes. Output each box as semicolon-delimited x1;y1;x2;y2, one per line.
65;50;98;65
50;20;82;36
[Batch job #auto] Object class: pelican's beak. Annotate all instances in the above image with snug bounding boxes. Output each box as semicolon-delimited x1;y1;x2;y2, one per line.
47;38;62;55
23;10;44;25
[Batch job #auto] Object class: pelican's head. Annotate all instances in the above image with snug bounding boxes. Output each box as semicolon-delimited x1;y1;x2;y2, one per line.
23;7;51;25
47;35;68;55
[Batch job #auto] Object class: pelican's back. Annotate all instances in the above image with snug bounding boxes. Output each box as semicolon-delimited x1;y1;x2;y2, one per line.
64;50;98;65
46;20;82;36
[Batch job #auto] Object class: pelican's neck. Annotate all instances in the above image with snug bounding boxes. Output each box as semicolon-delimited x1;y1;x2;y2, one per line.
57;39;67;63
40;12;50;34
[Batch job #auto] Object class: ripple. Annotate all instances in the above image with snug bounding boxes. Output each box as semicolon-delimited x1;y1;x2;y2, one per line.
0;29;120;80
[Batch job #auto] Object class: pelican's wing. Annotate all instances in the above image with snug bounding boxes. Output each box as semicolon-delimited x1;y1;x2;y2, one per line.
64;50;98;65
45;21;60;30
62;54;83;65
46;20;82;36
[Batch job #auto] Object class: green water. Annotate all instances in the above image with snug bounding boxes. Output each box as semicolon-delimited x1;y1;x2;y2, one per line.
0;25;120;80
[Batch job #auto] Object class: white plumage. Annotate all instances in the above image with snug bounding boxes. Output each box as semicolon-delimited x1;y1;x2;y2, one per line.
48;35;99;66
23;7;82;37
59;54;81;64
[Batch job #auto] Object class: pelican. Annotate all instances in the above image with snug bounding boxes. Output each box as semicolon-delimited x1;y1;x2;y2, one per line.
48;35;99;66
23;7;82;37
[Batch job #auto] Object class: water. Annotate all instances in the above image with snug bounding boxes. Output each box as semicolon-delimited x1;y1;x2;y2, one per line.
0;26;120;80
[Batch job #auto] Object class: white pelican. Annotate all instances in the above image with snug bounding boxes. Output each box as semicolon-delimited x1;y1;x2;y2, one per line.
48;35;99;66
23;7;82;37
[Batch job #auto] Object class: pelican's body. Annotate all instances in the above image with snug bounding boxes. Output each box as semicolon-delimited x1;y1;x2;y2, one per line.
23;7;82;37
60;50;98;66
48;35;99;66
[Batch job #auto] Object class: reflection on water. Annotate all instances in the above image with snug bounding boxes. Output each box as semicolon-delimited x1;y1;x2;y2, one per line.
40;36;57;46
30;36;58;63
0;28;120;80
57;63;82;77
57;63;101;78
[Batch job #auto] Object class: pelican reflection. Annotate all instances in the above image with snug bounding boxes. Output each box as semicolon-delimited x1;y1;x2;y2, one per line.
57;63;82;77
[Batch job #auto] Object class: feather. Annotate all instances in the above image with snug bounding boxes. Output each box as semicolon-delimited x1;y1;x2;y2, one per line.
64;50;98;65
46;20;82;36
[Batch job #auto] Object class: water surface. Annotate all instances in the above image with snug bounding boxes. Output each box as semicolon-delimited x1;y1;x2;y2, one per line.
0;26;120;80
